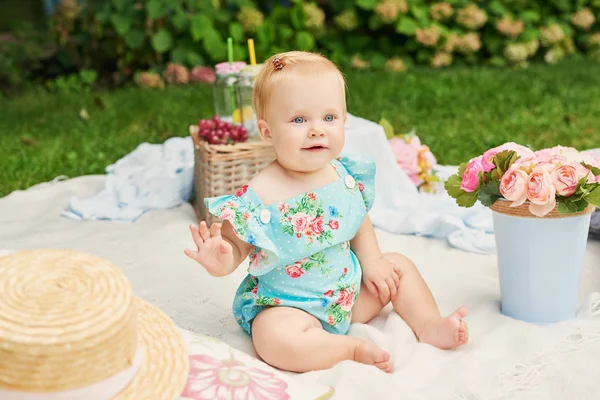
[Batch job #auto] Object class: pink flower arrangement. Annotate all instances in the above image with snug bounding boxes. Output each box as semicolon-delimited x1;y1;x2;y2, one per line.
445;143;600;217
388;133;440;193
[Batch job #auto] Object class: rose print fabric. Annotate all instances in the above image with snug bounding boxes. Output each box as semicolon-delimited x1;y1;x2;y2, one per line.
204;153;376;335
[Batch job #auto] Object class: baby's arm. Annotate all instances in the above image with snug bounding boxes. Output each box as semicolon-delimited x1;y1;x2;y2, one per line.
351;215;402;302
185;220;254;277
350;215;383;264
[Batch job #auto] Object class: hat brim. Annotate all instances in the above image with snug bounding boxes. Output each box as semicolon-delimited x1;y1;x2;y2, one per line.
114;299;189;400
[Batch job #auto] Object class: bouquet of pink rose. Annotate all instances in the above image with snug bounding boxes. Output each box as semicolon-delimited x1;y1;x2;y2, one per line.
388;133;440;193
445;142;600;217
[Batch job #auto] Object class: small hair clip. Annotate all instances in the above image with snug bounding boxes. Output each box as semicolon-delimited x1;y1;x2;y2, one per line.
272;57;284;70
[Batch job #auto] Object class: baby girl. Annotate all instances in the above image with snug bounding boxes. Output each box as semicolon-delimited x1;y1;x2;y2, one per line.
185;51;469;373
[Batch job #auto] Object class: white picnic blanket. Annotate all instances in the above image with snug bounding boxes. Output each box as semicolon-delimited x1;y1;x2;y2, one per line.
1;176;599;399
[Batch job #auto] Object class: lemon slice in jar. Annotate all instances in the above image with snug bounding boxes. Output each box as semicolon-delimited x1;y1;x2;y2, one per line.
232;106;255;123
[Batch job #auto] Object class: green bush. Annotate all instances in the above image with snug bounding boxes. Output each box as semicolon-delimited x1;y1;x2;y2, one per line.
22;0;600;85
0;23;53;94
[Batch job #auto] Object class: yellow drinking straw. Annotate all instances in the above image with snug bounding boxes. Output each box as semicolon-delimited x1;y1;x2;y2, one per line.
248;39;256;66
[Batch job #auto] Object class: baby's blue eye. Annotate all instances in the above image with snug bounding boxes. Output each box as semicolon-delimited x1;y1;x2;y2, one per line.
293;117;306;124
324;115;335;122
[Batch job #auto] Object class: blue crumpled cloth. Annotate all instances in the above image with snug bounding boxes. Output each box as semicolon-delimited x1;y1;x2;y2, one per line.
63;137;195;222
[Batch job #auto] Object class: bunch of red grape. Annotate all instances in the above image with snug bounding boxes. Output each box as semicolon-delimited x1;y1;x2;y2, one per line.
197;116;248;145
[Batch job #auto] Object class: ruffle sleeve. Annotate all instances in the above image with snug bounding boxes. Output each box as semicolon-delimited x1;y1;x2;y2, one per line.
204;192;279;276
337;152;376;211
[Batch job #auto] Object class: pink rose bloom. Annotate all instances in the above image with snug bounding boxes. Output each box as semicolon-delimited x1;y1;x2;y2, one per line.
551;164;579;196
220;208;235;221
481;149;497;172
329;220;339;230
460;156;484;192
526;168;556;217
572;162;594;183
324;289;334;297
510;155;538;173
336;288;355;312
190;66;216;84
310;216;324;235
499;169;528;206
389;137;420;177
292;212;309;233
582;152;600;168
534;161;561;173
285;264;305;279
494;142;535;158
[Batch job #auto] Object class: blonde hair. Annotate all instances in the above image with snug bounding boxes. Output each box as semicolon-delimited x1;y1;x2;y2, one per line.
253;51;346;120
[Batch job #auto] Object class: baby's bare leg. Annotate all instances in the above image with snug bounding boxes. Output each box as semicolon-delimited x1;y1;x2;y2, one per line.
383;252;469;349
251;306;392;373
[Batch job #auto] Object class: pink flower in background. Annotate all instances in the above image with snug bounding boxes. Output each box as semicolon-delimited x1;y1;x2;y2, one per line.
526;168;556;217
388;133;439;192
499;169;528;206
550;165;579;196
389;137;420;177
190;66;216;84
182;354;290;400
460;156;484;192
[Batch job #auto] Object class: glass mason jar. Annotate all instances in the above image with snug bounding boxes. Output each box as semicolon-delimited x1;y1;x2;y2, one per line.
212;61;247;124
234;64;264;139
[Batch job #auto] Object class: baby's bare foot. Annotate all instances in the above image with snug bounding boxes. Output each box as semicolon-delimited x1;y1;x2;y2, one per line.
353;339;393;373
418;306;469;350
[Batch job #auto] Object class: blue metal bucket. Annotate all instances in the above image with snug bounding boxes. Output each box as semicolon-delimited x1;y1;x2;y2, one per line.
492;206;592;323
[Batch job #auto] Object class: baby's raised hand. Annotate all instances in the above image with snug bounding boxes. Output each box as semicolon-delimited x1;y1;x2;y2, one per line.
184;221;234;276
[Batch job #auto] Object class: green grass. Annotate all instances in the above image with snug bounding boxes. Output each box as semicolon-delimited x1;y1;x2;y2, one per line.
2;57;600;198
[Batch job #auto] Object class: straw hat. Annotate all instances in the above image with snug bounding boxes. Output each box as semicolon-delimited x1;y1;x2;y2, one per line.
0;249;189;399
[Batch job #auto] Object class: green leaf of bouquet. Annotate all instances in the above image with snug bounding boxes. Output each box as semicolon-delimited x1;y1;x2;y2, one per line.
492;150;518;175
584;184;600;207
582;162;600;176
457;190;479;207
557;198;570;214
574;198;590;212
444;164;465;199
478;181;501;207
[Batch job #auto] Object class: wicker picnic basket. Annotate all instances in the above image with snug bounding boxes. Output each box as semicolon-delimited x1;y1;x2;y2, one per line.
191;126;275;224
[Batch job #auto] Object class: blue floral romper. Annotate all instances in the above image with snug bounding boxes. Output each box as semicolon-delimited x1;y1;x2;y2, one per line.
204;153;376;336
